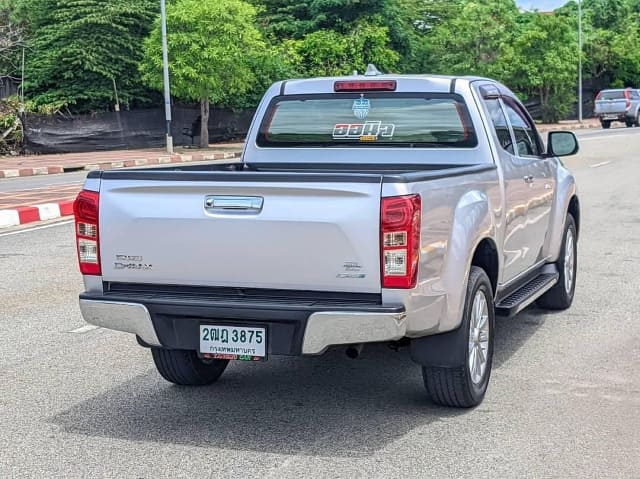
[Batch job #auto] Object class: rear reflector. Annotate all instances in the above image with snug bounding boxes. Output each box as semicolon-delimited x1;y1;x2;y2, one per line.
74;190;101;276
334;80;397;92
381;194;421;289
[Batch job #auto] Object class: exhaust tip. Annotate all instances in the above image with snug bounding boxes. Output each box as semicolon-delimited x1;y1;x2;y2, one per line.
345;344;364;359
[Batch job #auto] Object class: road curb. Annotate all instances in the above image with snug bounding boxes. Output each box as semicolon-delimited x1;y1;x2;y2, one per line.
537;123;600;133
0;199;75;228
0;151;242;178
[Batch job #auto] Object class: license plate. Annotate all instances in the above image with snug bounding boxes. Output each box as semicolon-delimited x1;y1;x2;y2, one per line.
199;325;266;361
603;115;617;120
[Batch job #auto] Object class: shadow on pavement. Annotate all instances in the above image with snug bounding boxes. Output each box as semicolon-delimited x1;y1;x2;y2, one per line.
50;345;464;457
493;306;548;368
51;311;546;457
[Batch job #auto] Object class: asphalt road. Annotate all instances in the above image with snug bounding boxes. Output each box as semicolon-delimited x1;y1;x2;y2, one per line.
1;129;639;478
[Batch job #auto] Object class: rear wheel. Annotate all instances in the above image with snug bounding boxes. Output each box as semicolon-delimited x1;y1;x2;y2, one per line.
601;120;611;129
625;120;634;128
420;267;495;408
635;113;640;127
151;348;229;385
537;214;577;310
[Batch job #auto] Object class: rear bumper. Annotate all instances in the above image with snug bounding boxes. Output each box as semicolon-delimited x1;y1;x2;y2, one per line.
79;295;406;355
597;113;631;121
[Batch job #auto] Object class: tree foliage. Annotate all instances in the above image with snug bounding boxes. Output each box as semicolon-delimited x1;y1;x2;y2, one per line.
140;0;278;147
418;0;518;78
510;12;578;122
0;1;26;76
2;0;640;123
14;0;157;112
284;22;399;77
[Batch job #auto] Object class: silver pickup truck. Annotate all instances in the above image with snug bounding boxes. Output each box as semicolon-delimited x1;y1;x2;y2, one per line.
594;88;640;129
75;72;580;408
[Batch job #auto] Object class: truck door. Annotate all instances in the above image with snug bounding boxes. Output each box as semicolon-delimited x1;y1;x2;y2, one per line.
500;97;555;275
481;95;553;282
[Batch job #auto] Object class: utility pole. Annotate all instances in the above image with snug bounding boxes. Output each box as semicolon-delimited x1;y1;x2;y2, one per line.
578;0;583;123
160;0;173;153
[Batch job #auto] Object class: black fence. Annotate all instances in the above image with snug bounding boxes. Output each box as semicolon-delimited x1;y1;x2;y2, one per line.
24;106;255;154
0;76;20;99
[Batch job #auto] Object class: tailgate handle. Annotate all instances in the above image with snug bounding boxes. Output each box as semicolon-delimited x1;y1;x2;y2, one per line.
204;195;264;213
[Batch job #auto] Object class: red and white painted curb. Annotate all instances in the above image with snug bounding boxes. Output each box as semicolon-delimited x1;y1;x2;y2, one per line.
0;166;65;178
0;200;75;228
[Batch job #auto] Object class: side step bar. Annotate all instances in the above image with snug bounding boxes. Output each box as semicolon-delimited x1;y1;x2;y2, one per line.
495;267;559;317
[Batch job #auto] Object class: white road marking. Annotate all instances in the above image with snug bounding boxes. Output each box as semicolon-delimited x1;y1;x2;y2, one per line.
69;324;100;334
580;132;638;141
590;161;612;168
0;219;74;237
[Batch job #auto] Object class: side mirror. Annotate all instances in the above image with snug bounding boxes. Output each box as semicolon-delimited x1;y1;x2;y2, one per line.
546;131;579;157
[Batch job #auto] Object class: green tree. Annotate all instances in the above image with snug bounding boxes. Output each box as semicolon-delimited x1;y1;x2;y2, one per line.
0;1;26;76
284;21;399;77
251;0;386;39
140;0;268;148
509;12;577;122
19;0;157;112
419;0;518;80
581;0;640;89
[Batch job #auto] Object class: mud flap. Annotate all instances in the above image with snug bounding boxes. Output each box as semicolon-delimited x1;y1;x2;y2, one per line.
410;326;467;368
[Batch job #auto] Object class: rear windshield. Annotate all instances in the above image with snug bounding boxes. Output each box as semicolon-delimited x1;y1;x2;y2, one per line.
257;93;477;148
599;90;626;100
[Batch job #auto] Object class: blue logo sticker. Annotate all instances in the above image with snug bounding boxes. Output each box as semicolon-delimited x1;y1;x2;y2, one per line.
352;96;370;119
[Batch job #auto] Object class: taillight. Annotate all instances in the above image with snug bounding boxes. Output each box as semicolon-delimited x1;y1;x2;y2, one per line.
74;190;101;275
381;194;421;289
334;80;397;92
624;89;631;110
595;91;602;101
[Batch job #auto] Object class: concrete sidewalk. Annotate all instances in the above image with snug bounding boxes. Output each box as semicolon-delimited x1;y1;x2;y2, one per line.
0;143;244;178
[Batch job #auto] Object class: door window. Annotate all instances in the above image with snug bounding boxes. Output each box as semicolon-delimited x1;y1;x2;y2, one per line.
484;98;514;154
502;99;543;157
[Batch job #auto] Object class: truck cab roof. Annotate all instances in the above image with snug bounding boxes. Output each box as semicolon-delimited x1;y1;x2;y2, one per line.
279;74;504;96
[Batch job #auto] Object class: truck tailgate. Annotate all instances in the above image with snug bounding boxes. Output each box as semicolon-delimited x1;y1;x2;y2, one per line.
595;99;627;114
98;178;383;293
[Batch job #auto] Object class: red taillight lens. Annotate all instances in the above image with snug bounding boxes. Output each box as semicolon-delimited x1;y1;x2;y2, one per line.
334;80;396;92
595;91;602;101
624;89;631;110
74;190;101;275
381;194;421;289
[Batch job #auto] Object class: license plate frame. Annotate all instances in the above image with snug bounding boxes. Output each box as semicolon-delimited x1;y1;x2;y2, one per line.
603;114;618;120
199;324;267;361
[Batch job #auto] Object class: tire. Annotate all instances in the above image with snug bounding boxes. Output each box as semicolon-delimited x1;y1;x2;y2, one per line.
537;214;577;310
151;348;229;386
635;113;640;127
421;267;495;408
625;120;634;128
601;120;611;129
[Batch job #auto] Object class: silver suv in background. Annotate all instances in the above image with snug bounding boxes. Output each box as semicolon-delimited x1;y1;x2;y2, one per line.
594;88;640;129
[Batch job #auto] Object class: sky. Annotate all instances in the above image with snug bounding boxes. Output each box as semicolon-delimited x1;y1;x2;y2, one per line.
516;0;568;10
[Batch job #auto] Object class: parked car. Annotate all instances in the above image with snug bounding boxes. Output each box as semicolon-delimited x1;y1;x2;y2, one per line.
74;69;580;408
594;88;640;129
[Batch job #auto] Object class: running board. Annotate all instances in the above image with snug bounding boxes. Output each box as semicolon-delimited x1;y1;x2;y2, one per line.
495;269;559;317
